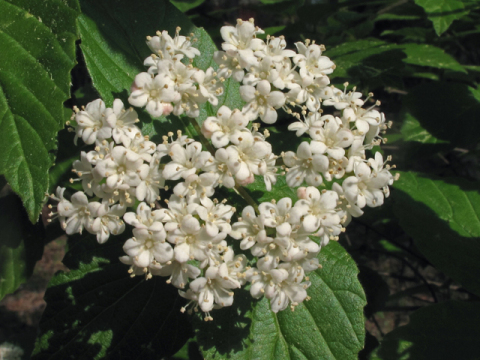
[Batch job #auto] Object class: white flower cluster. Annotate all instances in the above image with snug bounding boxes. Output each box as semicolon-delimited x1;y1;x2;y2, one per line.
129;27;223;118
49;20;397;320
213;18;397;222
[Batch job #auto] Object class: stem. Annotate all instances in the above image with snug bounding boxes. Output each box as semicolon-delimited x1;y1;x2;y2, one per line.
371;249;438;303
188;116;216;155
235;185;259;214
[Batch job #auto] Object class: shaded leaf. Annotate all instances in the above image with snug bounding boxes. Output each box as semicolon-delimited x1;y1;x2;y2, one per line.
371;301;480;360
0;189;44;300
403;82;480;148
414;0;468;36
197;242;366;360
171;0;205;12
393;171;480;296
358;266;389;317
32;231;192;359
400;43;466;73
327;39;395;79
77;0;242;140
400;113;448;144
0;0;79;222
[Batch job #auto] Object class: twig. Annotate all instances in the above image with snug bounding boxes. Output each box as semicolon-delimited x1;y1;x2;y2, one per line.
371;249;438;303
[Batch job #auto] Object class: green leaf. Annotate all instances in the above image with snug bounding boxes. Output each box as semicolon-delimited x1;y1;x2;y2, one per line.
327;39;394;79
400;113;448;144
327;39;405;89
0;189;44;300
33;232;193;359
196;242;366;359
393;172;480;296
77;0;243;140
171;0;205;12
0;0;79;222
414;0;468;36
400;43;466;73
77;0;212;105
246;175;298;204
371;301;480;360
375;13;422;21
403;82;480;148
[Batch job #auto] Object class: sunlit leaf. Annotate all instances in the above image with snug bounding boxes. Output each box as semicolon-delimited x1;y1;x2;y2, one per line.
196;242;366;360
0;0;79;222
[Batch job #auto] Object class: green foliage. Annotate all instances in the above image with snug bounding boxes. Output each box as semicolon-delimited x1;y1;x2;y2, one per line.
171;0;205;12
371;301;480;359
32;231;192;359
393;172;480;297
196;242;366;360
2;0;478;358
0;190;44;300
77;0;242;139
402;83;480;148
0;0;79;223
414;0;469;36
400;43;466;72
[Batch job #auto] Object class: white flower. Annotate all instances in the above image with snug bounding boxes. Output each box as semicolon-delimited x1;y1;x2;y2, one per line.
255;35;296;62
230;206;272;250
259;198;295;234
146;27;200;60
287;75;331;112
85;139;115;165
292;186;342;245
342;105;384;136
202;148;236;188
246;264;310;312
128;73;179;117
157;260;201;289
263;153;279;191
74;99;111;145
90;203;126;243
163;141;210;180
56;190;97;235
332;182;363;226
323;84;364;110
226;131;272;183
243;56;277;86
309;116;354;160
195;197;235;236
240;80;286;123
288;111;325;137
213;51;245;81
195;67;224;106
157;194;198;232
269;59;301;90
123;202;165;237
105;99;140;145
221;247;248;286
72;151;96;196
201;106;249;148
167;215;226;263
346;153;394;208
293;42;335;78
95;146;143;190
173;172;216;202
283;141;329;187
156;131;194;159
123;227;173;268
136;154;165;205
124;133;157;163
220;18;264;65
